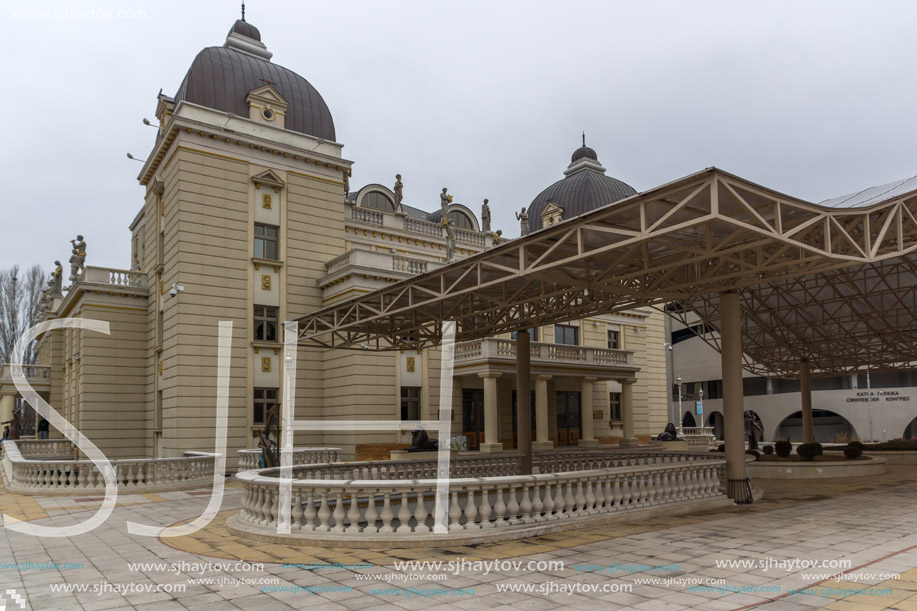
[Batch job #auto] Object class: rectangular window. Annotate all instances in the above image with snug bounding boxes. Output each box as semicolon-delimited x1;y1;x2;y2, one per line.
607;330;620;349
510;328;538;341
555;324;578;346
254;305;278;342
254;223;278;260
253;387;278;427
401;387;421;421
609;392;622;421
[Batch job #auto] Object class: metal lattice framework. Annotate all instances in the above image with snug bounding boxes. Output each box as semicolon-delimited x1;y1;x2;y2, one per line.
296;167;917;376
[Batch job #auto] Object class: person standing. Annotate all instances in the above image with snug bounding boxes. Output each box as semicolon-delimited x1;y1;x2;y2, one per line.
38;417;50;440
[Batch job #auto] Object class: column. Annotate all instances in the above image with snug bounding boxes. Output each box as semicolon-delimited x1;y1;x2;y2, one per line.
516;330;533;475
721;291;752;503
478;372;502;453
579;377;598;447
0;394;15;425
800;358;814;444
619;379;638;447
533;375;553;451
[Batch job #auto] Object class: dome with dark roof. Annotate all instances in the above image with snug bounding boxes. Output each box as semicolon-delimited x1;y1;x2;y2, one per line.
229;19;261;41
526;146;637;232
173;21;335;141
571;145;597;162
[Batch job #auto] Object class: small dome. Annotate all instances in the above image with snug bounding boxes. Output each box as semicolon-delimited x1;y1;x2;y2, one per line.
526;145;636;232
229;19;261;41
571;145;597;162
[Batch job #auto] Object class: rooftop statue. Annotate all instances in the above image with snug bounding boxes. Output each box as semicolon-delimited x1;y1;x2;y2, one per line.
394;174;403;206
445;220;456;260
50;260;64;298
481;198;491;233
69;235;86;282
440;188;452;222
515;207;529;236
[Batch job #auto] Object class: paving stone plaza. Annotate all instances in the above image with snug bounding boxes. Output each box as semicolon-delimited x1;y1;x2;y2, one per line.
2;466;916;611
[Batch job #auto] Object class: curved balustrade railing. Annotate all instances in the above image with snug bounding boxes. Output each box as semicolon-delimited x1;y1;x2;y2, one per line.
237;448;343;473
234;455;726;540
14;439;74;458
1;440;218;494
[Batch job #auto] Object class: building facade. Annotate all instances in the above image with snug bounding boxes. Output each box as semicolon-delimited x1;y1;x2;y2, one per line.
12;19;669;465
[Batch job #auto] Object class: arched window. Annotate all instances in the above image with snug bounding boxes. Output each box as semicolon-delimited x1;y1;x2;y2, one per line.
362;191;395;212
448;210;473;229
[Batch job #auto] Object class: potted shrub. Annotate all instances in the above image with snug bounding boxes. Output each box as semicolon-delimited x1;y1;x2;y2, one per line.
796;442;821;461
843;442;863;459
775;439;792;458
762;445;774;455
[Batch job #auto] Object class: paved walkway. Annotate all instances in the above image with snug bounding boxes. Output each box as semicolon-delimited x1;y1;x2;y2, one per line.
1;467;915;610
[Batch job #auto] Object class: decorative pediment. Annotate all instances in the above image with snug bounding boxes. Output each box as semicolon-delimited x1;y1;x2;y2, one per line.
246;85;288;107
541;201;564;227
246;85;288;128
252;170;285;189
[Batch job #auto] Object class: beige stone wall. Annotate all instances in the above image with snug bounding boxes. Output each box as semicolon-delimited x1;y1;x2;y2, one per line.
158;146;251;461
69;302;148;459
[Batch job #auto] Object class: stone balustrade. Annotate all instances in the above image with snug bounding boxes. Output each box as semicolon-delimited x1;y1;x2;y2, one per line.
455;228;485;246
237;447;343;473
345;201;495;247
403;217;443;237
391;255;428;275
0;364;51;382
233;452;726;545
1;440;218;494
680;427;717;447
14;439;74;459
79;266;147;290
350;206;384;226
455;338;634;369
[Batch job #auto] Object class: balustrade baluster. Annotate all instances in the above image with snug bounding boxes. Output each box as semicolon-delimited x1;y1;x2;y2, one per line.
395;490;412;533
346;491;362;533
364;490;379;533
413;487;431;533
448;489;463;531
493;487;507;527
316;491;332;532
478;488;494;528
379;491;394;533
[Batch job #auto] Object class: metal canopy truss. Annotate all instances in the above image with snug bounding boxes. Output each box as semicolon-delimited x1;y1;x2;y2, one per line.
296;167;917;376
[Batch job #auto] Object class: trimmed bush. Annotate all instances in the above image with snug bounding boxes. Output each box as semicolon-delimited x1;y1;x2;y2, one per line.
843;444;863;459
796;442;821;461
848;441;865;450
775;440;792;458
762;445;775;455
715;444;725;452
813;442;824;456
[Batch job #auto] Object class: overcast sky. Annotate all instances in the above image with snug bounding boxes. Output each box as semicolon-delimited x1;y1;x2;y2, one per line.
3;0;917;274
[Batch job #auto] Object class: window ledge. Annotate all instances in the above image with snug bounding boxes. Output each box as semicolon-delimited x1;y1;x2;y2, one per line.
252;341;281;352
252;257;284;270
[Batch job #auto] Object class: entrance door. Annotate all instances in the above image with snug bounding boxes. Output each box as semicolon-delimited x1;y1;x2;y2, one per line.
556;391;581;446
462;389;485;449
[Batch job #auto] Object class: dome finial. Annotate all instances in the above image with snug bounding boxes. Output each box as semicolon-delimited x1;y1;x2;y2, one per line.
582;132;586;147
241;1;246;22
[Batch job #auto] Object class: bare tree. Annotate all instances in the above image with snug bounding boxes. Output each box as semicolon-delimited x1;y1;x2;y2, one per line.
0;264;46;365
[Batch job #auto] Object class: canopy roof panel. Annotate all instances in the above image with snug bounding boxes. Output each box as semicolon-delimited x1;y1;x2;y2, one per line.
295;167;917;376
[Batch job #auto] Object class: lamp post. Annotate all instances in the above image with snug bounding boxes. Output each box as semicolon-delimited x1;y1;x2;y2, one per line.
677;376;683;428
663;342;675;425
698;387;704;430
